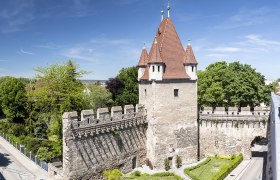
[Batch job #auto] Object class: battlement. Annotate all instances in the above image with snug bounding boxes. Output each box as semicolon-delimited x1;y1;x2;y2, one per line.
199;106;269;124
63;104;147;139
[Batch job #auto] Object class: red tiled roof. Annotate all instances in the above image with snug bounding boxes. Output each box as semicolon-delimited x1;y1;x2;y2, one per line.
184;44;198;65
137;48;148;67
148;40;164;64
140;17;192;80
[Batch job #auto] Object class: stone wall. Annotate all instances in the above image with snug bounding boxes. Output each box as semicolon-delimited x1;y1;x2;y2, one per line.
199;107;268;160
139;80;198;169
52;105;147;180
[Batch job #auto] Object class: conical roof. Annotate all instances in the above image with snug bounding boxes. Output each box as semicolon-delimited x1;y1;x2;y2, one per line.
184;44;198;65
148;40;164;64
137;48;148;67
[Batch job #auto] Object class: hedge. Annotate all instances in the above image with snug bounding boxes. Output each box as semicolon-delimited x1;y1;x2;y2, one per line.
184;154;243;180
184;157;211;180
212;153;243;180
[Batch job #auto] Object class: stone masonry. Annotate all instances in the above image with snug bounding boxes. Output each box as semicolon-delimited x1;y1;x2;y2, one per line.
199;107;269;160
49;104;147;180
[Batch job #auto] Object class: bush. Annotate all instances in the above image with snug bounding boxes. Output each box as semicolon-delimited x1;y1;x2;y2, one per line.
103;169;123;180
175;155;182;168
164;158;170;171
130;170;141;177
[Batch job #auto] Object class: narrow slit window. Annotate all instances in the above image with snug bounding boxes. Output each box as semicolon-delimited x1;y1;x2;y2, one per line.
158;66;160;72
152;66;155;72
145;89;147;96
174;89;179;97
192;66;194;72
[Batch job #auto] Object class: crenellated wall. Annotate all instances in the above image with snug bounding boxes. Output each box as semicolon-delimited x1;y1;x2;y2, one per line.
50;104;147;180
199;107;269;160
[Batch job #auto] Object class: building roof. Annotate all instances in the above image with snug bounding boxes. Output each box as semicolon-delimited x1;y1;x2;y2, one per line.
137;48;148;67
148;40;164;64
184;44;198;65
140;17;194;80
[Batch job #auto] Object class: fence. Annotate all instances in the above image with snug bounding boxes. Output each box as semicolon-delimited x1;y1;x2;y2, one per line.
0;132;48;171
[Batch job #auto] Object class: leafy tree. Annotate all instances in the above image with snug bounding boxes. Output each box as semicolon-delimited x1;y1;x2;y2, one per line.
198;61;272;108
0;77;28;123
106;78;124;100
106;66;138;106
29;60;87;139
86;84;113;110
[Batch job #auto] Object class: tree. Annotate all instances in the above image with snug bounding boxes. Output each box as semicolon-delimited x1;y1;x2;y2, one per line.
106;78;124;100
29;60;87;138
0;77;28;123
86;84;113;110
198;61;272;108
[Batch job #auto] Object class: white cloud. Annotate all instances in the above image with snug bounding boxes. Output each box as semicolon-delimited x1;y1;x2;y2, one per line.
20;49;33;55
207;54;228;58
62;47;101;62
215;7;271;29
245;34;280;46
207;47;244;53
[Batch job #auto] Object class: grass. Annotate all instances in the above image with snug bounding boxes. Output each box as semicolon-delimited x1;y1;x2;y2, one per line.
184;155;242;180
124;172;183;180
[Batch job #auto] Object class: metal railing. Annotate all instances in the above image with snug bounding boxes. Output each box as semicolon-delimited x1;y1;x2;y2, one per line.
0;132;48;171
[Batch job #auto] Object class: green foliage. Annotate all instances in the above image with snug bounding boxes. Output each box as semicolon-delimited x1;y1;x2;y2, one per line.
106;67;138;107
126;171;183;180
30;60;87;139
198;61;273;108
130;170;141;177
103;169;123;180
86;84;113;110
184;154;243;180
164;158;170;171
175;155;182;168
0;77;28;122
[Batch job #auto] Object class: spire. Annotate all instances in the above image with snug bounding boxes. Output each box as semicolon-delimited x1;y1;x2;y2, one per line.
167;0;170;18
184;42;198;65
137;46;148;67
161;10;164;21
148;37;163;64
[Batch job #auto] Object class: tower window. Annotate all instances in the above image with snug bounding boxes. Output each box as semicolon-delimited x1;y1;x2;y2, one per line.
192;66;194;72
145;89;147;96
174;89;179;97
152;66;155;72
158;66;160;72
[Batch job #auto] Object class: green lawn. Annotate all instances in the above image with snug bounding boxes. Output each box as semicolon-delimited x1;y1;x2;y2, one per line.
124;172;183;180
184;154;243;180
188;158;231;179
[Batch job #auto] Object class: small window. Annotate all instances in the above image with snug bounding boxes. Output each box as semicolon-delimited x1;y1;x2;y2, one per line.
144;89;147;96
152;66;155;72
174;89;179;97
158;66;160;72
192;66;194;72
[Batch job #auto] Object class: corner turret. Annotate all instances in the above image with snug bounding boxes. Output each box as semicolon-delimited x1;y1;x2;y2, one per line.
147;39;165;81
137;46;148;81
184;40;198;80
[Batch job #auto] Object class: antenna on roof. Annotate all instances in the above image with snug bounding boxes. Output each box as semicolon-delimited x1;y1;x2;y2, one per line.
161;10;164;21
167;0;170;18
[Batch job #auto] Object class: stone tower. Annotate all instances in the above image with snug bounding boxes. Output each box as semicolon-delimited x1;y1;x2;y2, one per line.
137;17;198;169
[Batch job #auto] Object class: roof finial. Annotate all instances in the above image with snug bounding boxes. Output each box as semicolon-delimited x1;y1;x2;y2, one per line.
143;43;146;49
154;36;158;44
188;39;191;46
161;10;164;21
167;0;170;18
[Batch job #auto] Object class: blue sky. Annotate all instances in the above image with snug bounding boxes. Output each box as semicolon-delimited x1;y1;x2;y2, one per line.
0;0;279;80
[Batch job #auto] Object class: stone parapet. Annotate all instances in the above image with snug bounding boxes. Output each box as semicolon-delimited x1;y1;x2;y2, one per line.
200;106;269;116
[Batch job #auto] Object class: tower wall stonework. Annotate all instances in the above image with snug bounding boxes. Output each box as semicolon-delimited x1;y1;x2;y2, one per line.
139;80;198;169
199;108;269;160
60;105;147;180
